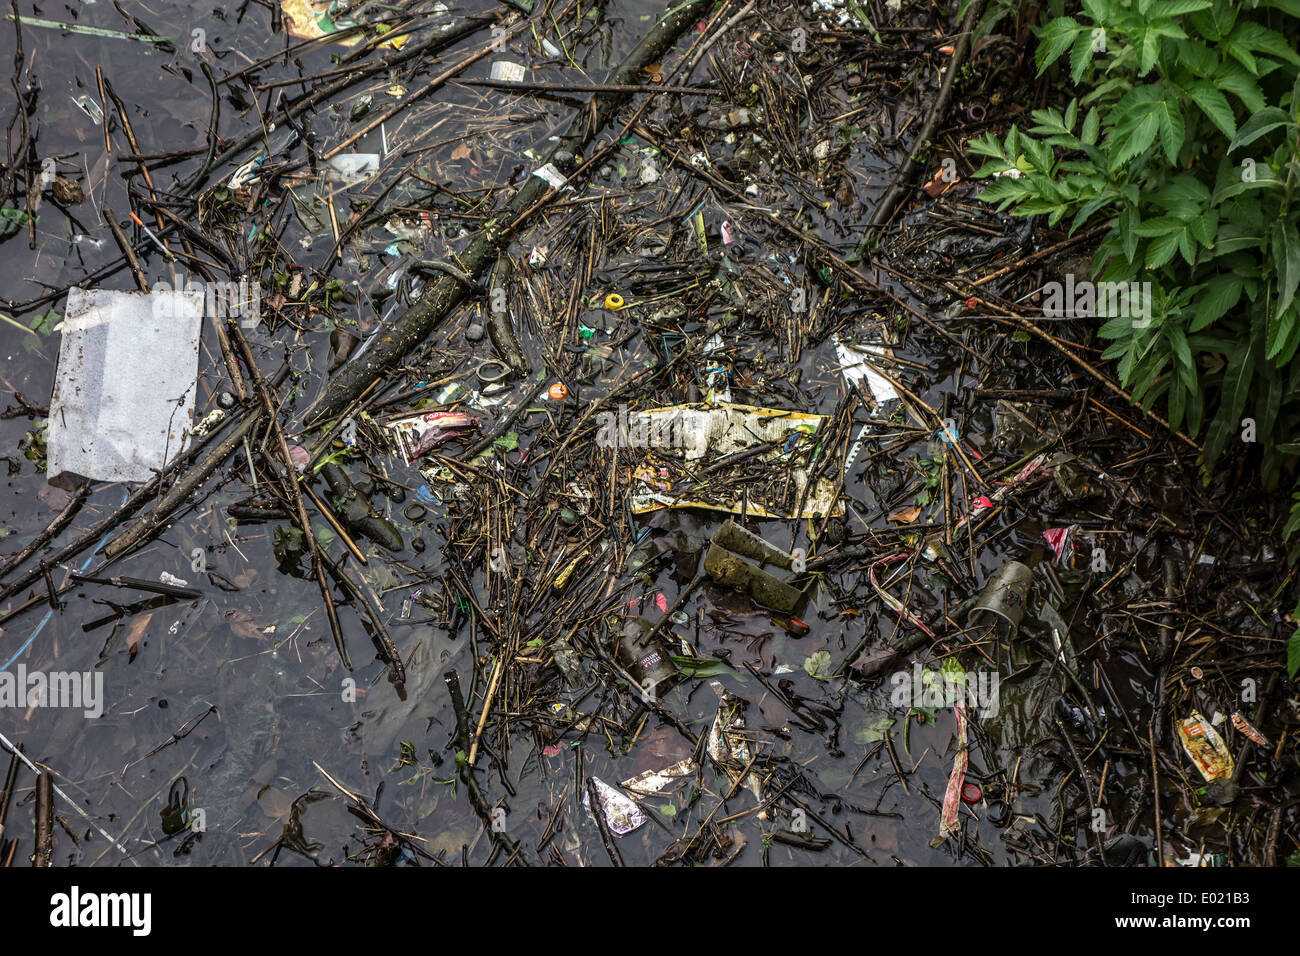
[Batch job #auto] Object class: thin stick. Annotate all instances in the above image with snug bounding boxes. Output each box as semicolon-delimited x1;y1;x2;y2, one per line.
0;480;89;580
467;654;504;767
1150;722;1164;865
104;209;149;292
33;771;52;866
0;743;20;846
0;730;132;859
302;480;366;564
585;777;625;866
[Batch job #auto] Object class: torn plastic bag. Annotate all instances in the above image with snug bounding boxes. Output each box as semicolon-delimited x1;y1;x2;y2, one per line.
582;777;646;835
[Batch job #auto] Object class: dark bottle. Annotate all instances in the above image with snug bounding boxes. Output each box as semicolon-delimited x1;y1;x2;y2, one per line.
617;617;678;695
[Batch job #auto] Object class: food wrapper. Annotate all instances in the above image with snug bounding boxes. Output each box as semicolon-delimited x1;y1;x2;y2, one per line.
624;402;842;518
1176;711;1235;783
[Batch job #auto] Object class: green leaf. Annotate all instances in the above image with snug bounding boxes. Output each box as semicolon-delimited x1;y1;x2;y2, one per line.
0;208;30;239
29;308;59;336
803;650;834;680
1215;62;1266;112
1037;17;1084;75
1168;325;1195;373
1168;374;1186;431
1081;106;1100;145
1133;215;1184;236
1289;627;1300;680
1120;206;1140;264
669;655;731;678
1139;28;1162;74
1273;302;1300;365
1187;80;1236;137
1230;22;1300;66
1203;340;1253;465
1159;0;1212;13
1108;86;1182;169
1229;106;1292;151
853;714;897;745
1159;99;1186;163
1273;222;1300;324
1190;275;1243;331
1070;32;1097;83
1146;232;1181;268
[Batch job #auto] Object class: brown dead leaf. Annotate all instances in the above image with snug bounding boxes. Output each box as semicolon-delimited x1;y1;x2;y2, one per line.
124;611;155;662
225;608;267;641
887;505;923;524
449;143;472;161
922;167;960;198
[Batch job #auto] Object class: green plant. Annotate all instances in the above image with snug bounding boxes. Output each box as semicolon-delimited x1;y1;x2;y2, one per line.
965;0;1300;672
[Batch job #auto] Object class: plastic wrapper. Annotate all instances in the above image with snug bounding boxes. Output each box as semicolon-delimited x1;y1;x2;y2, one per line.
48;288;203;483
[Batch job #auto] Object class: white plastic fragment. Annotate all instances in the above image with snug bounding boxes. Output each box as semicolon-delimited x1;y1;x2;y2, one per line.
833;336;901;408
489;60;526;82
531;163;568;189
582;777;646;835
48;288;203;483
327;153;380;183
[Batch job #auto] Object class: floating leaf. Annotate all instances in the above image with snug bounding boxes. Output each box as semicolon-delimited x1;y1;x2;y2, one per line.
0;208;31;239
803;650;834;679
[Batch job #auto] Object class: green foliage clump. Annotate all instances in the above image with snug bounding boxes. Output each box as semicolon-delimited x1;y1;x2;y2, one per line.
965;0;1300;670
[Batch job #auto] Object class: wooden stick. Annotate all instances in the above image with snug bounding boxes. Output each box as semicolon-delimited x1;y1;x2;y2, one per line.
467;654;504;767
104;209;149;292
33;771;52;867
585;777;625;867
301;480;366;565
0;480;89;580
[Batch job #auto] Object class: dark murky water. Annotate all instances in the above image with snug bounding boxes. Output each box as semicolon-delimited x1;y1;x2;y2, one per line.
0;1;1278;868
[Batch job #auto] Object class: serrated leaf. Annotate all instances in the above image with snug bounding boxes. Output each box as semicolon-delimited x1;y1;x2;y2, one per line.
1187;80;1236;137
1229;106;1293;151
1146;232;1181;269
1205;340;1253;465
1216;62;1266;112
1140;29;1161;74
1070;32;1097;83
803;650;834;679
1036;17;1084;75
1081;106;1100;145
1274;222;1300;324
1190;275;1243;331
